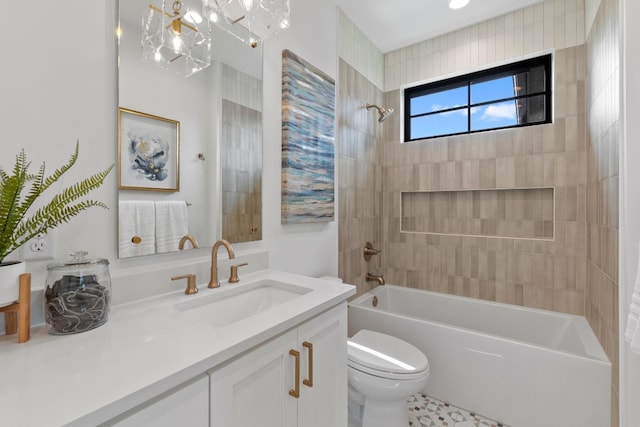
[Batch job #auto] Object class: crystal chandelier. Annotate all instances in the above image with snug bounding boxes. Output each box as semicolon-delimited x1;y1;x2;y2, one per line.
142;0;212;77
203;0;290;48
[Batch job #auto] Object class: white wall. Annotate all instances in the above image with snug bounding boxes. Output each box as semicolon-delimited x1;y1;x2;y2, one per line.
0;0;339;303
0;0;118;288
261;0;339;277
620;0;640;424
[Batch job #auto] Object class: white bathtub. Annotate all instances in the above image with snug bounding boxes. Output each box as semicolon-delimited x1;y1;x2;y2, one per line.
348;285;611;427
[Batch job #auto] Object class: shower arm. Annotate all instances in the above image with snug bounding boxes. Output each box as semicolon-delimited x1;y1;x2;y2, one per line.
365;103;394;122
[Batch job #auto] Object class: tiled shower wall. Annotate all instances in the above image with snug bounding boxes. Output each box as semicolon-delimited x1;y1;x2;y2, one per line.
400;188;556;239
337;10;386;293
338;2;591;309
383;1;586;92
380;0;588;314
381;44;587;312
220;64;263;244
221;99;262;243
337;9;384;93
586;0;620;425
337;58;384;294
337;1;618;424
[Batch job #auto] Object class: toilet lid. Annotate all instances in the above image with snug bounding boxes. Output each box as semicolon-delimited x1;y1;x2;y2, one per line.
347;329;428;375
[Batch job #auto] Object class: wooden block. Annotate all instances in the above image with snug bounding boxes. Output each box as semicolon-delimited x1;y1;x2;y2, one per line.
18;273;30;343
5;311;17;335
0;273;31;342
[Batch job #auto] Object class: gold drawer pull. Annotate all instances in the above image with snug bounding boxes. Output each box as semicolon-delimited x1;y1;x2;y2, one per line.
303;341;313;388
289;349;300;398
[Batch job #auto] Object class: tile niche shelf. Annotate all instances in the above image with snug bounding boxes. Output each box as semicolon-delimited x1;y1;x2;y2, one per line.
400;188;554;240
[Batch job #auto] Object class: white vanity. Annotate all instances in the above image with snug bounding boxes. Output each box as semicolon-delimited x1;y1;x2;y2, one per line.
0;270;355;426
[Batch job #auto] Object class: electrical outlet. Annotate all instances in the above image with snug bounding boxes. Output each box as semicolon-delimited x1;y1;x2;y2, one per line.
22;230;56;260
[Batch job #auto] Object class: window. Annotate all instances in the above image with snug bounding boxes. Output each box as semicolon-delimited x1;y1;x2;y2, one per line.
404;54;552;141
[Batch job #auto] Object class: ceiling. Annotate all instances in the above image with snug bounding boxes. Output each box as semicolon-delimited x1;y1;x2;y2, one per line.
335;0;544;53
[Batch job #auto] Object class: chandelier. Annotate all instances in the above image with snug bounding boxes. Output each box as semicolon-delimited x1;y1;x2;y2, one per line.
203;0;290;48
142;0;212;77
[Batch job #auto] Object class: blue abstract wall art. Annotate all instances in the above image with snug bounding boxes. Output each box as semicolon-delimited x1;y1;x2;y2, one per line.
281;49;335;224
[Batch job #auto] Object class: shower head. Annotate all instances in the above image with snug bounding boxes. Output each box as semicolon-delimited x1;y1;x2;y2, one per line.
366;103;394;123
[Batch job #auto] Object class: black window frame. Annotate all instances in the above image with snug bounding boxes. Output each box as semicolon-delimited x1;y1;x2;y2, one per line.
403;53;552;142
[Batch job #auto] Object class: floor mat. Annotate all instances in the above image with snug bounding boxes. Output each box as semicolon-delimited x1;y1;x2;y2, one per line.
408;393;509;427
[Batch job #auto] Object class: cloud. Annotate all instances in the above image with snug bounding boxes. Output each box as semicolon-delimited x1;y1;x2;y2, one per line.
431;104;468;117
480;103;516;121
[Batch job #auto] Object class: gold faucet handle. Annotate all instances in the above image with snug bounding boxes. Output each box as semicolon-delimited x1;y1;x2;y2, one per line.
228;263;248;283
363;242;381;260
171;274;198;295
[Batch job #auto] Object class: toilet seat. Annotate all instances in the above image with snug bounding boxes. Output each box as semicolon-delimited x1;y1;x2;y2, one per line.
347;329;429;380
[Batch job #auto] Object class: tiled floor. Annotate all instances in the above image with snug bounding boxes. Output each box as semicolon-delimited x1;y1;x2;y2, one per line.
408;393;508;427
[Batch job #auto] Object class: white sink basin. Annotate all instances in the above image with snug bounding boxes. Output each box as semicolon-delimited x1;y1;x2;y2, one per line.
173;279;312;325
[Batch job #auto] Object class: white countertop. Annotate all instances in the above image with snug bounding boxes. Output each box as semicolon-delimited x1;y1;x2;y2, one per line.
0;269;355;426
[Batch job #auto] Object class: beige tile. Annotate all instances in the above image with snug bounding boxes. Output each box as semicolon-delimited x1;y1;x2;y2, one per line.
340;13;616;388
496;157;516;187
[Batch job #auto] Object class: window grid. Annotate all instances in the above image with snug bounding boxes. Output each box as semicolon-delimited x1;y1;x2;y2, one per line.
404;54;552;142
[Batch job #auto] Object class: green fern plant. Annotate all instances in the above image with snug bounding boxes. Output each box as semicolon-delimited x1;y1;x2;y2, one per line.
0;141;113;264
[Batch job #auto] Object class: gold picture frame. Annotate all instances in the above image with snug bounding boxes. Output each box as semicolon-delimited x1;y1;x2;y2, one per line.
118;107;180;192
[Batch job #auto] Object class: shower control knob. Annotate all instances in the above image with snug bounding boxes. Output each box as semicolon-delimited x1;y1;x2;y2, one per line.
363;242;381;261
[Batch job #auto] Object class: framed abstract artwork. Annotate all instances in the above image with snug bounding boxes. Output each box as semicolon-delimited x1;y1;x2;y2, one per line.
118;107;180;192
281;49;336;223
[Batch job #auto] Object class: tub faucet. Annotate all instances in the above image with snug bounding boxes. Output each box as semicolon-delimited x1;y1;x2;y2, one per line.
209;239;235;288
366;273;385;286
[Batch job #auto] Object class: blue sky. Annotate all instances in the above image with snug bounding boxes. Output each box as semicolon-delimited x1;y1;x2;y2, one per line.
410;76;519;139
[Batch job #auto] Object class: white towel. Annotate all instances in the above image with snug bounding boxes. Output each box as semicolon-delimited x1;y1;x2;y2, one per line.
118;201;156;258
625;247;640;354
155;201;189;253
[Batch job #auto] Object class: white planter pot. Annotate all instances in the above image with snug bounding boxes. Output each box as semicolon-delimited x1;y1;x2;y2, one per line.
0;261;26;307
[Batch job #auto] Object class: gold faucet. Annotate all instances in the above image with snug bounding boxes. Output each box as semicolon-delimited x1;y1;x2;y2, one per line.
366;273;385;286
178;234;199;250
209;239;235;288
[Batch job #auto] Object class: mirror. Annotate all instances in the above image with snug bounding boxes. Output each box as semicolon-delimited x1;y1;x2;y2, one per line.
117;0;262;258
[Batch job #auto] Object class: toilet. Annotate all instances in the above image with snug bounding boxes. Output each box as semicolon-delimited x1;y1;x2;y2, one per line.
347;329;430;427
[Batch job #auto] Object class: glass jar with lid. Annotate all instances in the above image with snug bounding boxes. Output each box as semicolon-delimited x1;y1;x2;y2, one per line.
44;251;111;335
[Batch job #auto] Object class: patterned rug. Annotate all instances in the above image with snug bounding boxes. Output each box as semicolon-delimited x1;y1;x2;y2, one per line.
408;393;508;427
